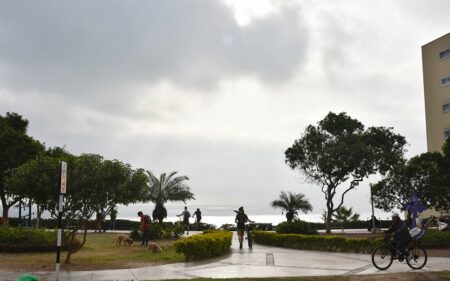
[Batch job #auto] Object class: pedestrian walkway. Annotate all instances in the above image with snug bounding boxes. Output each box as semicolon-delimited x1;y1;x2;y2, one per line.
2;232;449;280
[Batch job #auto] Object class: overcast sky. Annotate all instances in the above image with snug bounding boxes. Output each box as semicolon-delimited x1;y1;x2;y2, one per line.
1;0;449;220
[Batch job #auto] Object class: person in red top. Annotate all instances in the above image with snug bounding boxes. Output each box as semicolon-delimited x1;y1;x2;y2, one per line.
138;211;150;246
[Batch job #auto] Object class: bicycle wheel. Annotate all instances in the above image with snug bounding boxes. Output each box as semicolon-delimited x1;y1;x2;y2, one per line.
406;245;427;269
372;245;393;270
247;230;253;249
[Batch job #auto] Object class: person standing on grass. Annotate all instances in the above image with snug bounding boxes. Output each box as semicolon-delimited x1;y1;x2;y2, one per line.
138;211;150;246
95;211;103;233
192;208;202;230
177;206;190;235
109;207;118;231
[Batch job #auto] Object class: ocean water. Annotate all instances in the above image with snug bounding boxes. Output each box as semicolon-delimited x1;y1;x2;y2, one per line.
118;204;327;226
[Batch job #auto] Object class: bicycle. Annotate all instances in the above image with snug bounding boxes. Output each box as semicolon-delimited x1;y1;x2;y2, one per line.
245;221;255;249
371;216;436;270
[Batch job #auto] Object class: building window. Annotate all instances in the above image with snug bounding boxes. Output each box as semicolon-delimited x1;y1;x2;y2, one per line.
441;76;450;87
444;103;450;113
445;130;450;140
440;48;450;60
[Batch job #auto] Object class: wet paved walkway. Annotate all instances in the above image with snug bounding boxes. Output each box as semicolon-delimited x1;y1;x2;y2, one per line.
2;232;449;280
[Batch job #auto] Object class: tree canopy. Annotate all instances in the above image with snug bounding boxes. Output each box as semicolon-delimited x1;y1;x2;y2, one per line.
0;112;44;224
145;171;194;222
285;112;406;233
333;206;360;227
270;191;312;222
7;152;148;263
372;138;450;212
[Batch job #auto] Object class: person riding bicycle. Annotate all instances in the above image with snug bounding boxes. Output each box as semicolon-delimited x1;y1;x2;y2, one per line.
384;212;411;261
235;206;250;249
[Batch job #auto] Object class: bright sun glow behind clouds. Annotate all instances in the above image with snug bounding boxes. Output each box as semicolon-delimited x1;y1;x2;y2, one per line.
223;0;279;26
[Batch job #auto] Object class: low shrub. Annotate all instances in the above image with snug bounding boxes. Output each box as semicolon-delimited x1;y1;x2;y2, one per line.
253;231;380;253
421;230;450;248
129;228;141;241
0;226;67;253
174;230;232;261
276;220;318;235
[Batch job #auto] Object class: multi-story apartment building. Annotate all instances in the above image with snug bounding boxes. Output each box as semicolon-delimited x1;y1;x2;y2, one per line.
421;33;450;221
422;33;450;152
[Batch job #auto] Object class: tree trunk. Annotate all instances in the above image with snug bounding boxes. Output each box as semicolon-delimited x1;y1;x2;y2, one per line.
36;204;41;228
1;205;10;225
326;206;333;234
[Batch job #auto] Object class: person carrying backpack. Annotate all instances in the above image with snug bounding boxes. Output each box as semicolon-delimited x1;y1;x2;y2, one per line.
177;206;190;235
138;211;150;246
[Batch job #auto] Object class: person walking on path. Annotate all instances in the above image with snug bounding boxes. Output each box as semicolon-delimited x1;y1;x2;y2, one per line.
235;206;250;249
138;211;150;246
192;208;202;230
177;206;191;235
109;207;118;231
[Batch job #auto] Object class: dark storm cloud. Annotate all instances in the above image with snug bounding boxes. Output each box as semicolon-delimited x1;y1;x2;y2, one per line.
0;0;308;100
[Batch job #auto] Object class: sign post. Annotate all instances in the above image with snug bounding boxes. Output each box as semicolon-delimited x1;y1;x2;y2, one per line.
370;185;376;233
56;161;67;281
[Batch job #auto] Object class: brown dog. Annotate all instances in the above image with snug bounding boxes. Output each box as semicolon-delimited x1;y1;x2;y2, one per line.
147;242;162;253
116;234;134;246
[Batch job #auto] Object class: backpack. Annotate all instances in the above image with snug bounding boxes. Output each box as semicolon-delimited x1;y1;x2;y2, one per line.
144;214;151;224
236;213;247;225
409;227;425;240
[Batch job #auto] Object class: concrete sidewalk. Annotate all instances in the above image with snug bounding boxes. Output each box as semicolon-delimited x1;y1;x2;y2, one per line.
2;232;449;281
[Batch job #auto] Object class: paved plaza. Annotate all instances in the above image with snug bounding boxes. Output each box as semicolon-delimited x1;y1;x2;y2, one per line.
1;232;449;280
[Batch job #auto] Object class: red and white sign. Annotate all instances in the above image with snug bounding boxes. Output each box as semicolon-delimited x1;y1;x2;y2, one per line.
60;161;67;194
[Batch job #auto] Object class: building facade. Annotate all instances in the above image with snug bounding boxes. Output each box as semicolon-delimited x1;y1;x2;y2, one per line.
421;33;450;219
422;33;450;152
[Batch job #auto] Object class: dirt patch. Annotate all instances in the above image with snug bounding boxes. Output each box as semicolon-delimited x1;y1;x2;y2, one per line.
426;249;450;258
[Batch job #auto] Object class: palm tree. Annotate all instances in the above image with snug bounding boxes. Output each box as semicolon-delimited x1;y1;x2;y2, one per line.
333;206;360;229
271;191;313;222
145;171;195;223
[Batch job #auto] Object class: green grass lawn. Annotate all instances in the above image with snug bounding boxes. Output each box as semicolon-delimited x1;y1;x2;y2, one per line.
163;271;450;281
0;233;184;271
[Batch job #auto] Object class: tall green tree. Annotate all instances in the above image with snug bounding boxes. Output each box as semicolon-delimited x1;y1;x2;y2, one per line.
270;191;312;222
285;112;406;233
145;171;194;222
0;112;44;224
372;138;450;212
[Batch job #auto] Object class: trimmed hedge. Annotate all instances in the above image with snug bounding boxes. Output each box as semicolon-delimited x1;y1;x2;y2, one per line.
254;230;450;253
276;220;318;235
6;217;217;231
253;231;380;253
420;230;450;248
174;230;232;261
0;226;65;253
